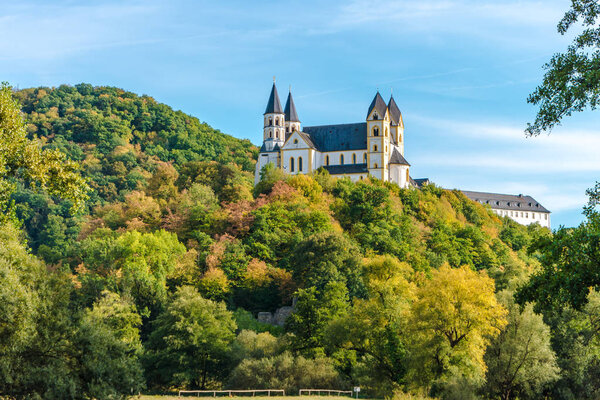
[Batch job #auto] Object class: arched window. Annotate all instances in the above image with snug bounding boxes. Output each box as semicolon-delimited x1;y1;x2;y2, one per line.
290;157;295;172
275;117;279;126
373;127;379;136
298;157;303;172
293;138;298;144
374;145;378;152
359;176;363;180
374;163;378;168
325;155;329;166
287;126;290;133
364;153;367;163
269;131;272;138
275;131;279;139
373;113;379;120
340;154;344;165
352;153;356;164
406;169;409;181
292;125;297;132
269;117;273;126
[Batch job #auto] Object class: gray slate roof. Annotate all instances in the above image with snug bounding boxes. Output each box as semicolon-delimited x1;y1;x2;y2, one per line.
284;91;300;122
388;95;402;126
302;123;367;152
367;92;388;119
389;148;410;166
264;83;283;114
323;163;368;174
412;178;430;188
259;142;281;153
461;190;550;213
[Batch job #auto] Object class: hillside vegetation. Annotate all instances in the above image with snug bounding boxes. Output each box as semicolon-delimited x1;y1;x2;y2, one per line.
3;84;600;400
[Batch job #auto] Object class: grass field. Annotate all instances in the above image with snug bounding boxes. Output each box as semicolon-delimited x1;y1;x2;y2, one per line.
137;395;360;400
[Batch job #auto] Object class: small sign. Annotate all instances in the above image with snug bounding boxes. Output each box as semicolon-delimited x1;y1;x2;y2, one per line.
354;387;360;392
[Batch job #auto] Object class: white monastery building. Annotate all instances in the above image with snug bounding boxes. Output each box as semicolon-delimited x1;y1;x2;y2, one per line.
254;81;551;228
255;82;411;187
461;191;551;229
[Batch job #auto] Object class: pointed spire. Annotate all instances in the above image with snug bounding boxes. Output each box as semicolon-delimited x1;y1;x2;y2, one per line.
284;88;300;122
264;82;283;115
367;91;388;120
388;94;402;126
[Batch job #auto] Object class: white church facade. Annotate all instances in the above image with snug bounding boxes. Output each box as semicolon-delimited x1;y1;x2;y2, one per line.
255;82;411;187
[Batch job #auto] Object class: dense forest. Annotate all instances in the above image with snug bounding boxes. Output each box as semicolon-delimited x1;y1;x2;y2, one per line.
2;83;600;400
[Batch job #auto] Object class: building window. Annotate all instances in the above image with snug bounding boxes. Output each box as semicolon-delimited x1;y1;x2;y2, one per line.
373;113;379;120
290;157;295;172
385;145;387;152
298;157;303;171
275;131;279;139
292;126;297;132
374;145;378;152
340;154;344;165
325;155;329;166
373;127;379;136
406;169;409;181
269;117;273;126
364;153;367;163
269;131;272;138
374;163;378;168
385;128;389;137
275;117;279;126
352;153;356;164
545;214;547;220
293;138;298;144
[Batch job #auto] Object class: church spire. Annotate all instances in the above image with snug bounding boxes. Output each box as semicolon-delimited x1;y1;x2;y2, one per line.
284;88;300;122
388;94;402;126
367;91;388;120
264;82;283;115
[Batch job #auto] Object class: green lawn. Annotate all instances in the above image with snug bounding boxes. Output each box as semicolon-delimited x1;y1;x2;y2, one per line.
136;395;359;400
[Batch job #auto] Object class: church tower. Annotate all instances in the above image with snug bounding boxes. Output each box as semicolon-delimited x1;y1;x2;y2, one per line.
284;88;301;135
263;81;285;151
366;92;391;181
388;95;405;155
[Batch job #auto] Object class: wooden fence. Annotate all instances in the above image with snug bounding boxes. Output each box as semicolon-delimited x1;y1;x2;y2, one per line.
298;389;353;397
178;389;285;397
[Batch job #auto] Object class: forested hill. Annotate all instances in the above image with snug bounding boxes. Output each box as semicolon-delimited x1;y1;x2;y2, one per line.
7;83;591;400
14;84;258;204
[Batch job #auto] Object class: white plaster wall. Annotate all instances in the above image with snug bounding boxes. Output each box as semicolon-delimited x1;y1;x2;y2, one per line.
316;150;367;169
492;208;551;228
254;152;280;184
282;149;310;174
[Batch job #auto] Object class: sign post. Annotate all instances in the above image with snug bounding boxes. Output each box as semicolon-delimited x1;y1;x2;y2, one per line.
353;387;360;399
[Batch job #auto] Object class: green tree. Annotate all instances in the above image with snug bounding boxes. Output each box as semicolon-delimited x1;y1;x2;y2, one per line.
517;183;600;311
75;291;145;399
145;286;237;389
527;1;600;135
286;281;349;353
482;291;559;400
0;83;88;219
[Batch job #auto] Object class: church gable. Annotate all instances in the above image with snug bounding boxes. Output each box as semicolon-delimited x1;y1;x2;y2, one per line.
282;131;315;150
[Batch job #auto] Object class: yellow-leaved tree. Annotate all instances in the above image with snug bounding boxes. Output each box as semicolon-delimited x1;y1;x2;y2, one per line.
408;264;507;390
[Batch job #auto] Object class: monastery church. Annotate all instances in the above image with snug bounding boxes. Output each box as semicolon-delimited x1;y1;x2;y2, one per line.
255;81;551;229
255;82;412;187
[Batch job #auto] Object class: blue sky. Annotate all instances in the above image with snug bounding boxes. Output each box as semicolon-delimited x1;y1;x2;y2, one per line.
2;0;599;228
